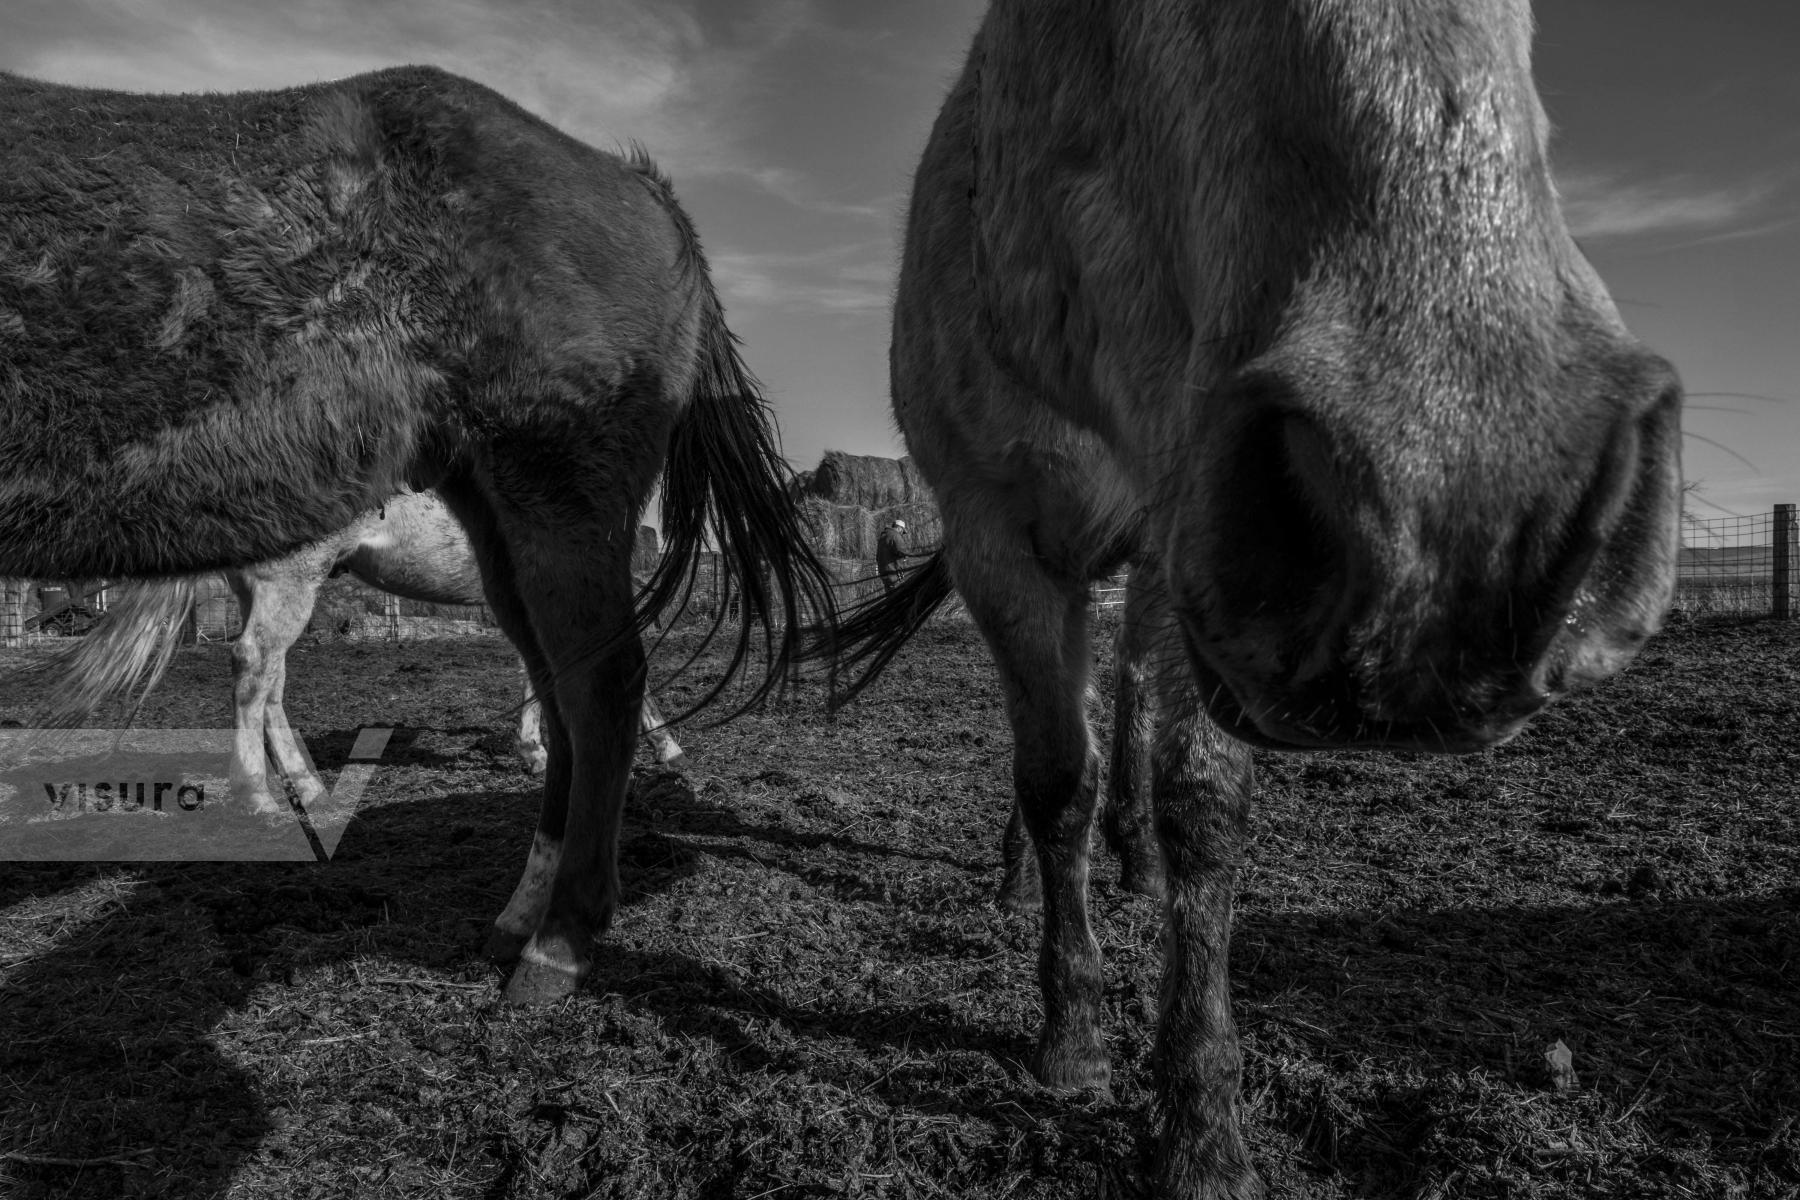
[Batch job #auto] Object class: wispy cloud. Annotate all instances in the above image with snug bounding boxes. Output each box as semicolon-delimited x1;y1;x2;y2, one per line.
723;166;898;222
2;0;825;177
710;243;893;315
1640;214;1800;255
1557;168;1779;240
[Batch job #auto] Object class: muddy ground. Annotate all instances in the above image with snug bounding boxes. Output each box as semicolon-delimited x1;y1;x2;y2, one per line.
1;613;1796;1199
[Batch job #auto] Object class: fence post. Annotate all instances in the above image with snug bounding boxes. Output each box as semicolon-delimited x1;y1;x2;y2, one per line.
1;580;22;649
1775;503;1796;620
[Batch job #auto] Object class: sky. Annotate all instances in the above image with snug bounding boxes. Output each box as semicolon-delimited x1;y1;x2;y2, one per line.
4;0;1795;528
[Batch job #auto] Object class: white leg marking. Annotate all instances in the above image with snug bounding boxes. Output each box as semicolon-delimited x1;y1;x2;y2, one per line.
640;699;685;767
515;675;548;773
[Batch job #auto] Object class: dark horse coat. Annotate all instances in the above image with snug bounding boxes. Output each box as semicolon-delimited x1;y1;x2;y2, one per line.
824;2;1684;1196
1;66;835;1005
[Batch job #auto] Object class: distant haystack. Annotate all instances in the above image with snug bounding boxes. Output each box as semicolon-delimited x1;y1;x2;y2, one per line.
631;524;659;579
794;450;941;564
797;451;930;510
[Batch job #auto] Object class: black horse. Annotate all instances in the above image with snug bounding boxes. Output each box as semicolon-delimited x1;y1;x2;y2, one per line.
1;65;835;1005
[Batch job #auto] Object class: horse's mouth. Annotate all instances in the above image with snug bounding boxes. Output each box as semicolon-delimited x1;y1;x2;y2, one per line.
1179;625;1541;755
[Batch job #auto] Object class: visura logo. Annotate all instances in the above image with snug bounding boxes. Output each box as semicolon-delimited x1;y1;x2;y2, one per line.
0;726;388;861
41;780;208;813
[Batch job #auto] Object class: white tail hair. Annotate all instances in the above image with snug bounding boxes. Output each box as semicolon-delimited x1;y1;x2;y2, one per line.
28;578;202;727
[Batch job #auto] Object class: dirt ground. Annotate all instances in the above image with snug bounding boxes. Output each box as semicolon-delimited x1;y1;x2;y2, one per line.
1;612;1796;1199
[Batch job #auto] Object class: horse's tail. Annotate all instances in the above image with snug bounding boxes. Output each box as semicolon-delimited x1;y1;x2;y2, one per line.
805;551;955;712
632;160;840;719
27;578;201;726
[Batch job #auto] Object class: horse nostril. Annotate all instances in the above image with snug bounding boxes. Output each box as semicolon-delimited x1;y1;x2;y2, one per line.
1280;414;1344;522
1630;354;1685;428
1205;406;1346;620
1533;354;1684;656
1550;408;1651;604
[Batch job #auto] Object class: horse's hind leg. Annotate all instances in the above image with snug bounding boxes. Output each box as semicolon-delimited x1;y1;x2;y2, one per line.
441;492;572;965
1101;563;1166;899
640;695;687;771
442;463;645;1005
261;641;331;808
515;671;549;775
952;526;1110;1093
490;658;566;963
226;551;333;814
225;572;283;814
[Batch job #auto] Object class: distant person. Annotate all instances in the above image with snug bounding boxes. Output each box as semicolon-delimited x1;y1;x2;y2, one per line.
877;518;916;594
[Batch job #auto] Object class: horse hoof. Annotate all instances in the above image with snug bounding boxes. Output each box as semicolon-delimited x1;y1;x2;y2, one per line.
996;876;1043;915
483;927;529;964
232;786;284;816
503;959;582;1005
517;743;548;775
1031;1044;1112;1097
1117;861;1168;901
1156;1156;1266;1200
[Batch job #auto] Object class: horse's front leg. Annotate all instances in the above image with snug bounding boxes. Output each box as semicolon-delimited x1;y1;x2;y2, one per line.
1102;561;1166;899
953;530;1110;1093
1148;630;1262;1199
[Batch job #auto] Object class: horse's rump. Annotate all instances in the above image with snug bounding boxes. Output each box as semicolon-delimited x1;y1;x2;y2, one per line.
0;67;697;581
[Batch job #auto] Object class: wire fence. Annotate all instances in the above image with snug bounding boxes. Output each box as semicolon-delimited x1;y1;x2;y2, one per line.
6;504;1788;648
0;580;110;648
186;575;507;644
1093;573;1130;610
0;556;930;650
1677;504;1797;619
1078;504;1798;623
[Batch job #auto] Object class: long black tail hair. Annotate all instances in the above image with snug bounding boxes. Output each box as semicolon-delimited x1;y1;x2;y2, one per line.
802;550;955;712
631;158;839;720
